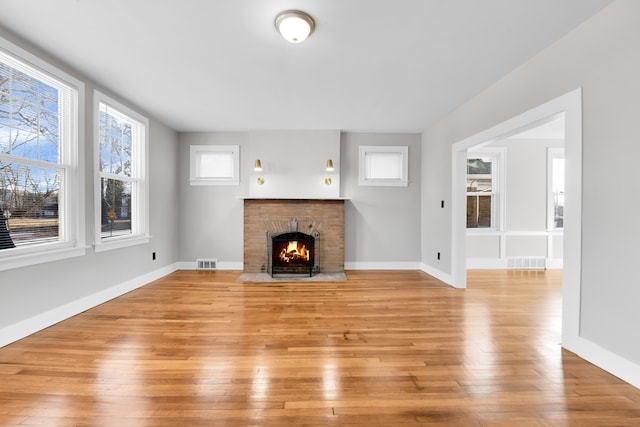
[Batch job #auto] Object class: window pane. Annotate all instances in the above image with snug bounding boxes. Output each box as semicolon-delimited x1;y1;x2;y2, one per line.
467;195;492;228
0;161;60;249
0;62;10;94
100;177;132;239
11;101;40;159
39;109;59;161
0;109;10;155
467;158;492;192
0;62;60;163
552;158;565;228
99;108;132;177
364;152;403;180
9;68;40;104
196;151;234;179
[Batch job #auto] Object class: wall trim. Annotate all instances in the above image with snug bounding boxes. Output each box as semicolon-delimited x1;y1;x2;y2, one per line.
566;336;640;389
0;263;178;348
345;261;421;270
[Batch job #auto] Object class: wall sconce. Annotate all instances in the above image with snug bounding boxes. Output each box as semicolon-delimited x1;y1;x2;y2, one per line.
325;159;334;172
254;159;264;185
325;159;333;185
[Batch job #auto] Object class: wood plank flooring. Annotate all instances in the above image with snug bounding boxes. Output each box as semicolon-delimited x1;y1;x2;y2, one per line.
1;269;639;426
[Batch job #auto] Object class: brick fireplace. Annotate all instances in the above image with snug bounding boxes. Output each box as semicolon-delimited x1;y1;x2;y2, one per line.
243;199;345;274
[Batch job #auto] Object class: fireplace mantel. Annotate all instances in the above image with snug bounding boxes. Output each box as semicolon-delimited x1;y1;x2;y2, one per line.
243;198;345;274
239;196;350;200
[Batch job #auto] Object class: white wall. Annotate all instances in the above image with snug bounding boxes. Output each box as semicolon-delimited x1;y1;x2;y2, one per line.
177;130;341;267
341;133;422;268
177;131;422;268
422;0;640;377
0;28;180;344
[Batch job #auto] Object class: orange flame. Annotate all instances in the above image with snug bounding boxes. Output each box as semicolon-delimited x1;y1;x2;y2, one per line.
279;241;310;263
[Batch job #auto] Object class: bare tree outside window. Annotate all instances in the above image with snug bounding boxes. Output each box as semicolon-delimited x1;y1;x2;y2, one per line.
0;61;61;249
98;103;133;239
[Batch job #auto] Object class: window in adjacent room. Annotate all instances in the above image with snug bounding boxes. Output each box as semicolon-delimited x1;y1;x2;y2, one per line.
359;145;408;186
466;149;504;229
0;37;85;270
189;145;240;186
94;90;149;251
548;148;565;229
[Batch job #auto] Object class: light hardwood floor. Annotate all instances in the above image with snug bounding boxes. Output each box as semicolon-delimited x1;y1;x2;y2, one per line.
1;270;639;426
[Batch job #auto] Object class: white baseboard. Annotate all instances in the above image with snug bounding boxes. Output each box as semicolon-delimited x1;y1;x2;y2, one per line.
344;261;422;270
0;263;178;348
177;261;243;270
564;336;640;389
545;258;563;269
420;263;454;287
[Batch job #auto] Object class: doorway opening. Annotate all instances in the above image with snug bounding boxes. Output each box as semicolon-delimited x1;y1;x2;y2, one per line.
451;88;582;350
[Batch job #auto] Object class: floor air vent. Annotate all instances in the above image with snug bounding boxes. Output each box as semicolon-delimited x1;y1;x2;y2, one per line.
507;256;546;270
196;258;217;270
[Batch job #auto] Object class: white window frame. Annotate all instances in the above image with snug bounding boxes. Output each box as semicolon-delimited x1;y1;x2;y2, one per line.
547;148;565;230
359;145;408;186
466;147;505;232
93;90;149;252
189;145;240;186
0;36;85;272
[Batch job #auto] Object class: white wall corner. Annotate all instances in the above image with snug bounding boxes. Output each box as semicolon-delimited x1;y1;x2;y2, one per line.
0;263;179;348
420;263;455;287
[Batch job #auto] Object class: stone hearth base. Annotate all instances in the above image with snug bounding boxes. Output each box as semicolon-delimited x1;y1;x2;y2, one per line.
238;272;347;283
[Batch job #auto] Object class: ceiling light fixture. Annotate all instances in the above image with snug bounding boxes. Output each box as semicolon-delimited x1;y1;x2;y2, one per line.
275;10;315;43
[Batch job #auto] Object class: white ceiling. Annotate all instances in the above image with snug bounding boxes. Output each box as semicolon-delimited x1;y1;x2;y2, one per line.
0;0;611;133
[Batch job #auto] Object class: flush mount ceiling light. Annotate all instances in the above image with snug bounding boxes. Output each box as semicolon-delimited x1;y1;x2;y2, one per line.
275;10;315;43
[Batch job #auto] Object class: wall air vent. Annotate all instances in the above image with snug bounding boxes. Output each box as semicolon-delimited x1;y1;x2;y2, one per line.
507;256;546;270
196;258;217;270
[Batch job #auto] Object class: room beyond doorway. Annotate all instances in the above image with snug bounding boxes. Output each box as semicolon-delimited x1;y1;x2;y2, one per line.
465;115;565;270
450;88;583;355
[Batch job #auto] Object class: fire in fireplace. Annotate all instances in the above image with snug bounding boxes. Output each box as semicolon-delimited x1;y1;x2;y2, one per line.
268;219;319;277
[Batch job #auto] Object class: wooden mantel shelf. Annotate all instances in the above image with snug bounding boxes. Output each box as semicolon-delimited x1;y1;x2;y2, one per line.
238;196;350;200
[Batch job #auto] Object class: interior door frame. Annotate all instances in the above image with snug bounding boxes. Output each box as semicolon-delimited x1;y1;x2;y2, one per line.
450;88;583;349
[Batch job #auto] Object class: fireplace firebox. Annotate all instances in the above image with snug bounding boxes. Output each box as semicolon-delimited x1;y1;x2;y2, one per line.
268;219;319;277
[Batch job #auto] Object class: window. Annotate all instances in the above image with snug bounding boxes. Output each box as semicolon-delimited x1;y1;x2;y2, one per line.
0;38;84;270
359;145;408;186
94;91;148;251
189;145;239;186
548;148;565;229
466;149;503;229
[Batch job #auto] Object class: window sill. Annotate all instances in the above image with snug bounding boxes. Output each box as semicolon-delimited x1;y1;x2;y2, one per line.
358;179;409;187
0;244;88;272
94;235;150;252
